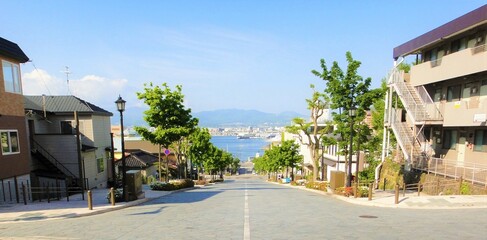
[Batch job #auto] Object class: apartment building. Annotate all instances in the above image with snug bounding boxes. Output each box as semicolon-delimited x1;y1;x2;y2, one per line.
0;37;30;203
384;5;487;185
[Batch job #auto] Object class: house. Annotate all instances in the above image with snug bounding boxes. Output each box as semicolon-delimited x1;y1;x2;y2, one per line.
114;150;159;178
110;135;179;179
25;95;113;189
384;5;487;185
0;37;30;203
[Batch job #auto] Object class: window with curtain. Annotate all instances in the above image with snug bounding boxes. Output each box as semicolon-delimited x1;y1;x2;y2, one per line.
1;130;20;155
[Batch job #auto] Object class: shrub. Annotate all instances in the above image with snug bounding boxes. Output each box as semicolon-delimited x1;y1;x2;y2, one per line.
209;179;224;183
460;182;471;195
150;181;175;191
146;175;157;185
149;179;195;191
106;188;124;203
335;186;354;197
305;181;328;191
195;179;207;185
356;186;369;198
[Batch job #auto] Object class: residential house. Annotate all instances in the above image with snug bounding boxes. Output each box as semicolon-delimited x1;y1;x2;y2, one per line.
25;95;113;189
384;5;487;185
0;37;30;203
114;150;159;178
110;134;178;179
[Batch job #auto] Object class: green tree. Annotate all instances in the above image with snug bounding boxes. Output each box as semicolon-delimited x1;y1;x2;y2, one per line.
279;140;302;180
312;52;381;185
135;83;198;182
188;127;213;180
286;84;328;181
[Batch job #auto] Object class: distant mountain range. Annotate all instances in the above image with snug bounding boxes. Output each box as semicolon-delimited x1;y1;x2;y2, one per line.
193;109;307;127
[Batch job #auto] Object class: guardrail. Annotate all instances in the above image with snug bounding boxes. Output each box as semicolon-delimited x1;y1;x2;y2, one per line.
412;157;487;187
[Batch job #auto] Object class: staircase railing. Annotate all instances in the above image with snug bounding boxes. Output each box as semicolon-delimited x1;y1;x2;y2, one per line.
388;69;428;122
415;86;443;120
31;138;78;179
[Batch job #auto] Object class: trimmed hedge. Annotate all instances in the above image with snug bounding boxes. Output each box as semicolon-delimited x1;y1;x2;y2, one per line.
150;179;195;191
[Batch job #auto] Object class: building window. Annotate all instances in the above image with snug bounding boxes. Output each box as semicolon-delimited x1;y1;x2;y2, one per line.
2;60;22;94
60;121;74;134
1;130;20;155
451;38;467;53
463;82;479;99
97;158;104;173
480;80;487;96
434;88;442;102
474;130;487;152
442;129;457;149
447;85;461;102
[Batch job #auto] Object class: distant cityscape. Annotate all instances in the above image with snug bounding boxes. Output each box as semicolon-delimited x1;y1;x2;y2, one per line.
208;126;283;140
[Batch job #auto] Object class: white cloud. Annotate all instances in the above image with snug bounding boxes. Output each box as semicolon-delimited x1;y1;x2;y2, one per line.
22;68;129;112
71;75;127;102
23;69;66;95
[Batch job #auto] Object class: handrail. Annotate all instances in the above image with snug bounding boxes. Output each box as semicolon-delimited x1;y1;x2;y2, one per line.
31;138;78;178
416;86;443;120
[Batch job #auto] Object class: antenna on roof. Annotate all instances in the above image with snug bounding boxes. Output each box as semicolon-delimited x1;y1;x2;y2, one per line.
62;66;72;95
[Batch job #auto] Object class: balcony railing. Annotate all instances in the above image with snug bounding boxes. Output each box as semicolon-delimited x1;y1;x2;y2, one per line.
471;43;486;55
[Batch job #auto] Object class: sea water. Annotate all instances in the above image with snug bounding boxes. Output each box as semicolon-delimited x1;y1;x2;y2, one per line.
210;136;269;161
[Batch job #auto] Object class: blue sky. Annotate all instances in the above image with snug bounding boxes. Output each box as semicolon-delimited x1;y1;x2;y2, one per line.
1;1;485;125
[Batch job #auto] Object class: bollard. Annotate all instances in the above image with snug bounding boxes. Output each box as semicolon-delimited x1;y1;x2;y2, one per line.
22;183;27;205
87;190;93;210
110;187;115;206
354;181;358;198
458;176;463;195
394;184;399;204
368;183;373;201
383;178;387;191
66;186;70;202
417;182;421;196
46;185;50;203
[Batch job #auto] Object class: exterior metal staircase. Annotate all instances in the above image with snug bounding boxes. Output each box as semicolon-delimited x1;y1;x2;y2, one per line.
31;138;78;181
387;68;443;167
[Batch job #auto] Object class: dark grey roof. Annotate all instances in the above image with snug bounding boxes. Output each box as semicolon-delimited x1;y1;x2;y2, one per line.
115;150;159;168
393;4;487;59
24;95;113;116
0;37;29;63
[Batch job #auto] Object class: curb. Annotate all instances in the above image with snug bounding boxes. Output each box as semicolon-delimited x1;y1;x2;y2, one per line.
0;187;197;224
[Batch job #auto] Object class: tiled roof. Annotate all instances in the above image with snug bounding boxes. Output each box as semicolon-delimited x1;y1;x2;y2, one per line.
115;150;159;168
115;150;178;169
0;37;29;63
24;95;112;116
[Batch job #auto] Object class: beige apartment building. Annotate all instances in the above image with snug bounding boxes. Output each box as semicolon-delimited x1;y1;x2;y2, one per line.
384;5;487;185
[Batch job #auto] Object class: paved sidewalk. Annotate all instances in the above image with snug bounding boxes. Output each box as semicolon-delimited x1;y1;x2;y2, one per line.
0;185;189;224
277;182;487;209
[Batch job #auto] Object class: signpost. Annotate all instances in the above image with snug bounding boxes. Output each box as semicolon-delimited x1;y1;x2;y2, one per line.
164;149;170;182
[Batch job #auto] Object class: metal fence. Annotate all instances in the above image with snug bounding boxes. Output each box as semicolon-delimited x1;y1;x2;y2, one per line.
412;157;487;187
1;179;83;205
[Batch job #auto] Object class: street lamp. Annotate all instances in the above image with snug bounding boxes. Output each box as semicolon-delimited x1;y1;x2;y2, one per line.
115;95;128;202
347;107;356;187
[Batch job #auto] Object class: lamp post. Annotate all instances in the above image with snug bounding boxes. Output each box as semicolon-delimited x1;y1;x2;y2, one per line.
347;107;356;187
115;95;128;202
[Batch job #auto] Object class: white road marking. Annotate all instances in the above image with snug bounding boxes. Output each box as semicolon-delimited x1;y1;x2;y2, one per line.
244;182;250;240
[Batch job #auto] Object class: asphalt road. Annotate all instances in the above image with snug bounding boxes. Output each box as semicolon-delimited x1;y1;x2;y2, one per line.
1;177;486;239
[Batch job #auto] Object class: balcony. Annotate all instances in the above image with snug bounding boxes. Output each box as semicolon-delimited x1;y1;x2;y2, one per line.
410;44;487;87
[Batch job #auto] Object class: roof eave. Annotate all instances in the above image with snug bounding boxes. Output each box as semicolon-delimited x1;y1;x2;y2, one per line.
393;4;487;59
